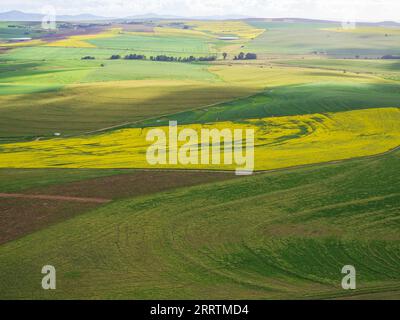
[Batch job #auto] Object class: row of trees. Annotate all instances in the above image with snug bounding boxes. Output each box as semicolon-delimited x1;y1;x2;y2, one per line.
150;55;216;62
381;55;400;60
124;54;146;60
233;52;257;60
84;52;257;62
110;54;145;60
109;54;217;63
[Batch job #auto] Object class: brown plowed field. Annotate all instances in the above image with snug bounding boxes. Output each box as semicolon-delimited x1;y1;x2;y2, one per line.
0;171;237;244
22;171;238;199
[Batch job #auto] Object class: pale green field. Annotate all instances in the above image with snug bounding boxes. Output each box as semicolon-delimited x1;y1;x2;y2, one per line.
0;58;218;95
0;79;251;138
246;21;400;57
87;34;212;55
274;58;400;81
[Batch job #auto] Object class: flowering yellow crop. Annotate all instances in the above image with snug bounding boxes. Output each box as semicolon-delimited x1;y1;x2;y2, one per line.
0;108;398;171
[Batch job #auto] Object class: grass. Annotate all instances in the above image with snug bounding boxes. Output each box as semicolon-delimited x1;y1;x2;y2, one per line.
0;58;218;95
42;26;216;57
0;168;134;193
0;79;252;138
152;26;212;39
3;36;398;137
0;49;244;96
1;46;131;61
209;63;381;89
0;59;94;95
245;21;400;57
322;26;400;35
0;147;398;299
0;22;46;40
274;58;400;81
0;108;398;171
82;59;217;82
1;19;400;299
187;20;265;39
87;34;212;56
45;28;122;48
0;171;236;245
141;81;400;126
1;60;399;139
0;39;45;48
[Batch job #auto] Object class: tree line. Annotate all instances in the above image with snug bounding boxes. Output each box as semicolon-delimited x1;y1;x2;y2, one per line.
381;55;400;59
83;52;257;62
109;54;217;63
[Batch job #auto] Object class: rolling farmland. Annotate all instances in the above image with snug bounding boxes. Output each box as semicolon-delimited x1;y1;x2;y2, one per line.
0;108;399;171
0;148;399;299
0;17;399;300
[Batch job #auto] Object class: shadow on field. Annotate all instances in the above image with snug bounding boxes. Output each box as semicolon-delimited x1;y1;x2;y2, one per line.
137;82;400;127
0;84;254;138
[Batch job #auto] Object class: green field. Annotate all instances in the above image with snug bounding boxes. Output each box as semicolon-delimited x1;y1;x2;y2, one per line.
0;168;134;193
275;58;400;81
0;79;251;138
0;22;45;40
87;34;212;55
0;18;399;300
0;56;218;95
246;21;400;57
0;148;398;299
139;82;400;126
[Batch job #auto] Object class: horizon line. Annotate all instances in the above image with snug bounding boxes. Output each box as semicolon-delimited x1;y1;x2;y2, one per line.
1;10;400;24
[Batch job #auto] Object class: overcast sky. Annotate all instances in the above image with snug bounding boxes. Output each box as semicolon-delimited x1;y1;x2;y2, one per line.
2;0;399;22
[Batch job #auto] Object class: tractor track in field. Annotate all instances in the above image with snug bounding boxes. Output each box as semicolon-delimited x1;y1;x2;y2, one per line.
0;193;111;204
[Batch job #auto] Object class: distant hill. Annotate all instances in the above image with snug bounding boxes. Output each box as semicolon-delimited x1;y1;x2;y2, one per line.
0;10;43;21
58;13;111;21
0;10;399;25
123;13;254;20
260;17;338;23
370;21;400;27
0;10;110;22
124;13;183;20
192;15;254;20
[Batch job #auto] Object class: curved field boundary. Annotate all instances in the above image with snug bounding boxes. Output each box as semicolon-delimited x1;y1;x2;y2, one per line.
70;142;399;175
0;193;111;204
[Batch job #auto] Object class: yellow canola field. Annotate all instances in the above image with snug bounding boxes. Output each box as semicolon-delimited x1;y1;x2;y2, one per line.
0;108;399;170
45;28;122;48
